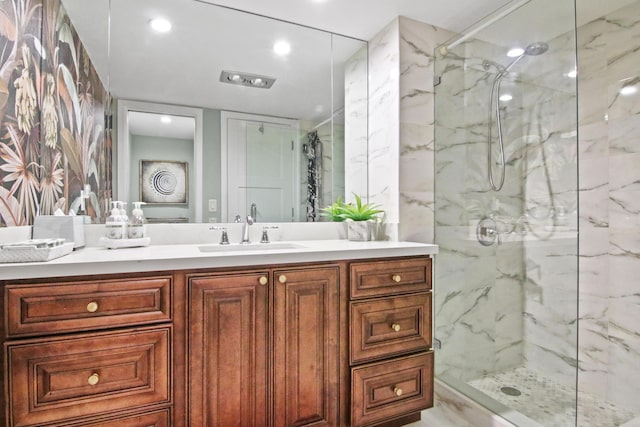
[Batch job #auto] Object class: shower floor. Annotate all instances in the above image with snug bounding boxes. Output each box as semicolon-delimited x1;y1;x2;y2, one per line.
468;366;637;427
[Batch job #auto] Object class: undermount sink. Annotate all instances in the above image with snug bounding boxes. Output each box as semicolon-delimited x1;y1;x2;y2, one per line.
198;242;306;253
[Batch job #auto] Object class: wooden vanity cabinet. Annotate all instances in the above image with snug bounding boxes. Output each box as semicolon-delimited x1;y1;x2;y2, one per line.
2;254;433;427
0;273;174;427
186;264;343;427
187;271;269;426
348;257;434;427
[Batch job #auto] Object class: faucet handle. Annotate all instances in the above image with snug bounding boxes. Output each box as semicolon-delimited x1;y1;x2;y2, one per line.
209;226;230;245
260;225;279;244
234;215;242;223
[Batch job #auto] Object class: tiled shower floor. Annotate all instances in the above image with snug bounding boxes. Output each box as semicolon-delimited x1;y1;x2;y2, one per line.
468;366;637;427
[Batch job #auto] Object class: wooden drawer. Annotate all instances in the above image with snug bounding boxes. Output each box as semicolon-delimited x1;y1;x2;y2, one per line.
351;352;433;427
7;327;171;427
350;258;431;299
77;409;170;427
6;276;172;336
351;292;432;364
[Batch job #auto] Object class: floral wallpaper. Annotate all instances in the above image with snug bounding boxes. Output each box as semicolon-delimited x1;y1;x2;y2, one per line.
0;0;110;226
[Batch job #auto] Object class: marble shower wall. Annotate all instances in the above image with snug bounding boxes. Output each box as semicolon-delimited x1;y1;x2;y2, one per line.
576;0;640;416
367;17;451;242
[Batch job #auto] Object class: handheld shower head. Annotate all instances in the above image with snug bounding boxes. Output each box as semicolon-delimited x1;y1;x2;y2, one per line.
497;42;549;78
524;42;549;56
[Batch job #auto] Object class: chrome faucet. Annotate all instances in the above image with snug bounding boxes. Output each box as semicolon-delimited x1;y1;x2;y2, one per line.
241;215;254;244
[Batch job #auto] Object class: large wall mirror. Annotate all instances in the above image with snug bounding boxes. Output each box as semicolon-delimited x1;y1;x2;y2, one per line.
62;0;368;223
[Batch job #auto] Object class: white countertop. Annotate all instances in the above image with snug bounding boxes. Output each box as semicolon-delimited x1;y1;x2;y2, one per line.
0;240;438;281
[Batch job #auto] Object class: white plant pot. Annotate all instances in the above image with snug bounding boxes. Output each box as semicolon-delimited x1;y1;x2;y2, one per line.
346;220;373;241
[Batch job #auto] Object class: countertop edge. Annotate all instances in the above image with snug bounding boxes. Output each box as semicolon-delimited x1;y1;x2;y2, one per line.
0;240;438;280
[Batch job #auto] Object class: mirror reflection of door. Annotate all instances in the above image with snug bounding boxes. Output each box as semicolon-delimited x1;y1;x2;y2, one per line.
223;112;299;222
128;111;196;222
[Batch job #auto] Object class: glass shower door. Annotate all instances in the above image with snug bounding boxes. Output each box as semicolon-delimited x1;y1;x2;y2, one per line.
433;0;579;425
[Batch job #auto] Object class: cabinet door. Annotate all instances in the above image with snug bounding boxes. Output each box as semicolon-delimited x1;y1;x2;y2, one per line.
273;266;340;427
189;272;269;427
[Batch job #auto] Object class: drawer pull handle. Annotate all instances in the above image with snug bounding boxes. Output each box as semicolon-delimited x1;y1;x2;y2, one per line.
393;386;403;397
88;373;100;386
392;274;402;283
391;323;401;332
259;276;268;285
278;275;287;284
86;301;99;313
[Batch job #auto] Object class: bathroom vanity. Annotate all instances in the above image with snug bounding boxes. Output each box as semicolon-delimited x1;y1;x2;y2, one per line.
0;240;436;427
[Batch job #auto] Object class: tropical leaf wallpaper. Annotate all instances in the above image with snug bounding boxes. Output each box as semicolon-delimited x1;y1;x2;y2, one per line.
0;0;111;227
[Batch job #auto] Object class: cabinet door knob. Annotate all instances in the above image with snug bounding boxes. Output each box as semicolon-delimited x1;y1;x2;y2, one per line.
278;275;287;284
88;373;100;386
391;323;401;332
393;386;403;397
87;301;99;313
392;274;402;283
259;276;268;285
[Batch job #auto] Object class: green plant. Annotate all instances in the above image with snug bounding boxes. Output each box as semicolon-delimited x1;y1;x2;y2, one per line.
321;194;383;222
320;196;348;222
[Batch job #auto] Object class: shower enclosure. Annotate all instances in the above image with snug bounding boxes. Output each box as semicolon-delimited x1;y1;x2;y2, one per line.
433;0;580;425
434;0;640;425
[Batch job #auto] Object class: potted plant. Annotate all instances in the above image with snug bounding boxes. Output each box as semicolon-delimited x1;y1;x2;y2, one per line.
321;194;384;241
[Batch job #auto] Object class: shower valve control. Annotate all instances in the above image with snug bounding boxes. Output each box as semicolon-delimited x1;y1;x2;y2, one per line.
477;217;499;246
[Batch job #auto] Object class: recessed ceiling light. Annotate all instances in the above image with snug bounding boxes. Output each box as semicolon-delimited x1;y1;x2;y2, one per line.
160;116;172;124
499;94;513;102
150;18;172;33
620;85;637;96
507;47;524;57
273;40;291;55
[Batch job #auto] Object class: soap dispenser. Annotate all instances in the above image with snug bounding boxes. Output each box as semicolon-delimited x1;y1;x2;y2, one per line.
105;201;126;239
128;202;147;239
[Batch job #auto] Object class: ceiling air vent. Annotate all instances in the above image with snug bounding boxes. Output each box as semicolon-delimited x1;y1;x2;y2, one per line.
220;70;276;89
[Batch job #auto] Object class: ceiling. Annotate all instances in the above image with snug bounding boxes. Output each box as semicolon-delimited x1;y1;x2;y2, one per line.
62;0;635;137
200;0;511;40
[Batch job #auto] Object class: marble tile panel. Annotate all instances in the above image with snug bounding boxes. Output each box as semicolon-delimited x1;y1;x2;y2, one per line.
578;156;609;229
399;191;434;243
609;189;640;231
417;379;517;427
368;18;400;223
578;120;608;159
608;76;640;122
525;243;579;291
344;45;369;199
523;286;578;387
399;123;434;193
578;227;610;297
577;292;610;399
608;230;640;300
607;316;640;413
603;12;640;85
578;76;609;125
609;115;640;156
609;153;640;193
576;16;608;80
